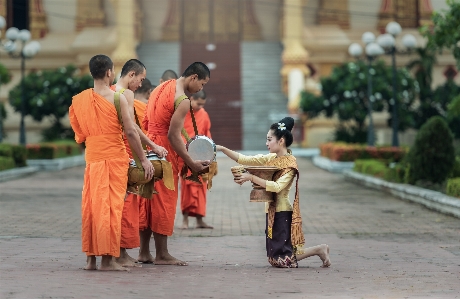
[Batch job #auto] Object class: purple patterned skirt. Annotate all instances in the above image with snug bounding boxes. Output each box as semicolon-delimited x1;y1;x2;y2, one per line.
266;211;298;268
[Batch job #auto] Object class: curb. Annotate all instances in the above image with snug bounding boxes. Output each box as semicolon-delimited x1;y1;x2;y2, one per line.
0;166;40;183
343;170;460;219
27;154;85;171
312;155;354;173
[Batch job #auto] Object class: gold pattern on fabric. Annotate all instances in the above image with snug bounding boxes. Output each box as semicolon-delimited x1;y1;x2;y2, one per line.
264;154;305;254
203;161;218;190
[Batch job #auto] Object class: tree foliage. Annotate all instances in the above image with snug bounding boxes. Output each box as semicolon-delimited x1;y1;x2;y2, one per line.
407;45;460;133
8;65;93;141
423;0;460;70
447;95;460;138
0;63;12;137
406;116;455;184
300;60;418;143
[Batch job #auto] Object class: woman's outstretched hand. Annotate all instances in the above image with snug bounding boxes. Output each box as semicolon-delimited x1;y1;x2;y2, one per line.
234;172;253;185
216;145;224;151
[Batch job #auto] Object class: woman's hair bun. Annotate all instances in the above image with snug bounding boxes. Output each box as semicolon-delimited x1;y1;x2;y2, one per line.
278;117;295;132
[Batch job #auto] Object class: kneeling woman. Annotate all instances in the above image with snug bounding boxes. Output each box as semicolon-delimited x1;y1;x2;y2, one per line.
216;117;331;268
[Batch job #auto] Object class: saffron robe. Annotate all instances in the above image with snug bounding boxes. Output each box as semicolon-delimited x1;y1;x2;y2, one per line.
142;80;183;236
180;108;212;217
109;85;142;249
120;100;149;248
69;89;129;257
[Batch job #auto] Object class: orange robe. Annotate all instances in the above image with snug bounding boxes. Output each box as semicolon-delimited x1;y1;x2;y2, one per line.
180;108;212;217
120;100;148;248
142;80;183;236
69;89;129;257
109;86;142;249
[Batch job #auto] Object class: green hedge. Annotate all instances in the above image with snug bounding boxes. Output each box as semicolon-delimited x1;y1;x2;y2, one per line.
451;156;460;178
320;142;407;162
0;144;13;157
26;141;82;159
446;178;460;198
0;144;27;168
0;156;15;171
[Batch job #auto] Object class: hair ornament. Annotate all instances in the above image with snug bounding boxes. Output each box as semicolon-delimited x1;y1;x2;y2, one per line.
278;123;286;131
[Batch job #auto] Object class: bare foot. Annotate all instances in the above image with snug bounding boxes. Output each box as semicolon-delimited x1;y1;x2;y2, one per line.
116;256;142;267
127;254;138;263
83;256;96;270
116;248;139;266
99;257;129;271
181;215;189;229
319;244;331;268
155;253;188;266
137;252;155;264
196;217;213;229
196;223;213;229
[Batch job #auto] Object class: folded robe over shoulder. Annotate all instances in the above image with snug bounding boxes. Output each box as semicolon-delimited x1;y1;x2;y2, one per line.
142;80;183;236
69;89;129;257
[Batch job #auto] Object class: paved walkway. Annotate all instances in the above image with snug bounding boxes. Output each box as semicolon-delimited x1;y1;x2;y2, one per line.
0;156;459;298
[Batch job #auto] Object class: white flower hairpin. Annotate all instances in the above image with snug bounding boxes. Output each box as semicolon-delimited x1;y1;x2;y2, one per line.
278;123;286;131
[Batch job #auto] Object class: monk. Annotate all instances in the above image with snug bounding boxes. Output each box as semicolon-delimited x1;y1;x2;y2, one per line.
138;62;211;265
159;69;178;84
69;54;154;271
111;59;168;267
180;90;214;229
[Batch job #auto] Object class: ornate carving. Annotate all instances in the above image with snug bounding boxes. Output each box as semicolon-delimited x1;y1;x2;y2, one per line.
161;0;181;41
317;0;350;30
378;0;432;30
0;0;6;37
29;0;48;38
76;0;105;32
161;0;261;42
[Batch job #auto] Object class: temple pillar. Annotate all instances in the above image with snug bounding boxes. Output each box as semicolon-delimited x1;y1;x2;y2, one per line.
76;0;105;32
110;0;138;73
0;0;6;37
29;0;48;39
280;0;309;113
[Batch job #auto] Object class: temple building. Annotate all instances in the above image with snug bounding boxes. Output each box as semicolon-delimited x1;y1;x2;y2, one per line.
0;0;457;149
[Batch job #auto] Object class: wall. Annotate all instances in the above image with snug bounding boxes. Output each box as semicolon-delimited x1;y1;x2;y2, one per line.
139;0;169;41
253;0;281;41
43;0;77;33
348;0;380;30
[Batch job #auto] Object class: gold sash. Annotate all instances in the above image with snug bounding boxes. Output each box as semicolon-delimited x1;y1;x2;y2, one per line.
265;153;305;255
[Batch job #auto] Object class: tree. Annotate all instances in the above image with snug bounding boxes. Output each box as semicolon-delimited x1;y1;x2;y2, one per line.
9;65;93;141
407;46;460;131
300;60;417;143
406;47;436;129
447;95;460;139
0;63;12;140
406;116;455;184
423;0;460;70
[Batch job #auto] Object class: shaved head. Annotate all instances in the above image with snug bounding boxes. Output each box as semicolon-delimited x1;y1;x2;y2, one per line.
161;70;178;81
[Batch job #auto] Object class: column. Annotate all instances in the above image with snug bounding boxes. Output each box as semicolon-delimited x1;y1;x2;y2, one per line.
280;0;309;113
111;0;138;73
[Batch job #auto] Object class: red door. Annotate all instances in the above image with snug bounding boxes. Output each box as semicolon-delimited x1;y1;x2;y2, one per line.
181;42;242;149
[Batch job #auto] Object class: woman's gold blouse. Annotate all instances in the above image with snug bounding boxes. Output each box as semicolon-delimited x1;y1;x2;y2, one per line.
237;153;295;212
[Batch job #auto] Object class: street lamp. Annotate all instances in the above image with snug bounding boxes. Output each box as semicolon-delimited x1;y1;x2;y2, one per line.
0;15;41;145
377;21;417;146
348;32;384;146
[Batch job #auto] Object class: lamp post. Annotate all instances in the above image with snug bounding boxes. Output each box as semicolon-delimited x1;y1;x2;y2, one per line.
348;32;384;146
376;22;417;147
0;15;41;145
